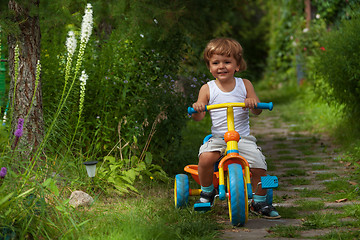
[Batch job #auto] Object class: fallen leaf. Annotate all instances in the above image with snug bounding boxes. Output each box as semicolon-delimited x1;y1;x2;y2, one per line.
335;198;348;203
349;181;358;186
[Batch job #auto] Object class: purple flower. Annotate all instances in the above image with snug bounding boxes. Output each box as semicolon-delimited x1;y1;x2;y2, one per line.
17;118;24;128
14;118;24;137
15;129;23;137
0;167;7;178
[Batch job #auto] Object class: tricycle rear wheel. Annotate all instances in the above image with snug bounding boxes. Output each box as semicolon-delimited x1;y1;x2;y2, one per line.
174;174;189;208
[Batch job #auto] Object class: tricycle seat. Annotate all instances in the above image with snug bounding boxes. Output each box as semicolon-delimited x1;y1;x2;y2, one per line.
184;165;220;188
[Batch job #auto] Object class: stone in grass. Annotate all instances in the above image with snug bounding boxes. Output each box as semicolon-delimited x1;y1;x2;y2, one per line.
69;190;94;207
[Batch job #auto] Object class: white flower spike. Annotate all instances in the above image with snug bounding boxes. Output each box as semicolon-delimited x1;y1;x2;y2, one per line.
80;3;93;45
66;31;77;56
79;70;88;115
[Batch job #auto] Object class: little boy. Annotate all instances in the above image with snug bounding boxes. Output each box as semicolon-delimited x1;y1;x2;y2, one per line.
191;38;280;219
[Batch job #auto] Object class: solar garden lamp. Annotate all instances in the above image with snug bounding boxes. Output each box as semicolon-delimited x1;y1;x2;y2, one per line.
83;161;98;189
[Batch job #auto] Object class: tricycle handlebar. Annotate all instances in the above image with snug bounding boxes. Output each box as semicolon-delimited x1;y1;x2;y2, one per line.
188;102;273;115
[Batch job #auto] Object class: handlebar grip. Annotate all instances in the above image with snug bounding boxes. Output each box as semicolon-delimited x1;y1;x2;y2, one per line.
187;106;208;115
188;107;197;115
256;102;273;111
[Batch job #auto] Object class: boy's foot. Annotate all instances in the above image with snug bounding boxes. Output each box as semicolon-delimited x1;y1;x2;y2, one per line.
196;189;217;205
250;201;281;219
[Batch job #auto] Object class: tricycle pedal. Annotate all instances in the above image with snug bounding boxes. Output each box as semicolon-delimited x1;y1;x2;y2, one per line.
194;202;212;212
261;175;278;189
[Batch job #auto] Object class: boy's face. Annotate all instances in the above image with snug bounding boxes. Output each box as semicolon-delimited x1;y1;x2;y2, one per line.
208;54;240;82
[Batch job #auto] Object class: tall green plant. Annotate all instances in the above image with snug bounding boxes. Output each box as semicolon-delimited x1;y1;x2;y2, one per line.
311;13;360;119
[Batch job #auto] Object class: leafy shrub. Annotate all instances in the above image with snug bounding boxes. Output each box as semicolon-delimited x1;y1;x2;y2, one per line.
80;28;188;165
97;152;168;195
312;13;360;119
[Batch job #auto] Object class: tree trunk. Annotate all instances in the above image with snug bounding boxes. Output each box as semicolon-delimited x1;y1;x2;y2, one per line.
7;0;44;157
304;0;311;28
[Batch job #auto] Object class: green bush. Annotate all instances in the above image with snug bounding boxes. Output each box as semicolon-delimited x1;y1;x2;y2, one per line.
80;28;189;165
312;13;360;119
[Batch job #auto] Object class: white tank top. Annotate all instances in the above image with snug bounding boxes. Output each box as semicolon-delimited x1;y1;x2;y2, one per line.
208;77;250;136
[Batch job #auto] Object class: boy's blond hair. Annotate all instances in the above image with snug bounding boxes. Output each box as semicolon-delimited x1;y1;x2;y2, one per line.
203;38;247;72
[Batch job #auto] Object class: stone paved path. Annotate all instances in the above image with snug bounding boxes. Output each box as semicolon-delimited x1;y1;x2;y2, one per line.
220;111;359;239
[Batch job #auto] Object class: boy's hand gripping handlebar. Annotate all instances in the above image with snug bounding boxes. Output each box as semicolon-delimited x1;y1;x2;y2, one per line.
188;102;273;115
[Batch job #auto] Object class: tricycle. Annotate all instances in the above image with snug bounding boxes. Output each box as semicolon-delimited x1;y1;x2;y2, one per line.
174;102;278;226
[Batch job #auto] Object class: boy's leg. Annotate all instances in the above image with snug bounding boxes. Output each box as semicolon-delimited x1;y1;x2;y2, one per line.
196;137;226;204
198;151;221;187
251;168;267;196
196;151;221;204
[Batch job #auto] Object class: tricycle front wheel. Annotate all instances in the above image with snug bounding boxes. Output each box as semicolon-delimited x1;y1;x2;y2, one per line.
227;164;248;226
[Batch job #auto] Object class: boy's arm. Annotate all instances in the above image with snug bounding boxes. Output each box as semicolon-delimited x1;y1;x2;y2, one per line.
191;84;210;121
243;79;262;115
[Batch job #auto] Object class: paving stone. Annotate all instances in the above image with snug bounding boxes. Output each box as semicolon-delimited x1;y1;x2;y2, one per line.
300;229;333;238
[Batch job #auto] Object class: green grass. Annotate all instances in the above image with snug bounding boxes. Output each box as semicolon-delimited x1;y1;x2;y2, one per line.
282;169;307;177
311;165;330;170
267;225;302;238
272;121;281;128
295;200;325;211
73;183;221;240
301;149;315;155
319;230;360;240
277;155;297;161
292;136;319;144
275;206;302;219
277;150;292;154
267;164;277;171
303;156;323;163
295;145;312;151
283;163;301;168
287;178;311;185
323;179;350;191
273;136;287;141
297;188;326;198
274;143;288;149
302;212;341;229
315;173;337;181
